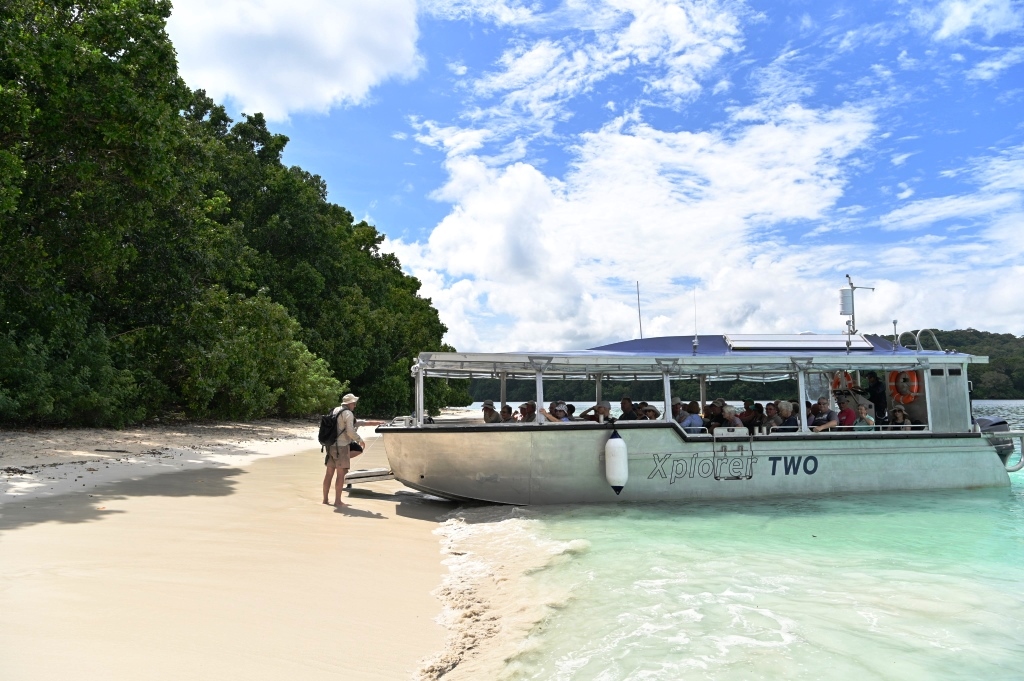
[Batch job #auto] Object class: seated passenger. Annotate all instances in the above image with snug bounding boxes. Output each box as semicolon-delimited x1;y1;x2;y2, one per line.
738;399;756;425
775;401;799;432
680;402;705;433
835;396;856;428
703;398;728;432
643;405;661;420
499;405;515;422
745;403;766;434
580;400;615;423
810;397;839;432
720;405;744;429
671;397;685;423
540;401;571;422
636;401;651;420
618;397;641;420
852;404;875;431
518;401;537;422
565;404;577;420
763;402;783;430
481;399;501;424
889;405;912;430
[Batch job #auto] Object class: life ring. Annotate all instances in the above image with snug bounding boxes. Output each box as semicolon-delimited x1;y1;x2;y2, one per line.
831;371;855;391
888;370;920;404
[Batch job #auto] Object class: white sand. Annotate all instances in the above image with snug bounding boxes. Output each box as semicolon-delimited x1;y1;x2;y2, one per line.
0;422;458;680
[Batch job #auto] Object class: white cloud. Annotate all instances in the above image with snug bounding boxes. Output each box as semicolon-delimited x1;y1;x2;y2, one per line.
386;102;879;350
968;46;1024;80
167;0;422;121
912;0;1024;39
462;0;744;136
421;0;540;25
448;61;469;76
880;145;1024;228
891;152;916;166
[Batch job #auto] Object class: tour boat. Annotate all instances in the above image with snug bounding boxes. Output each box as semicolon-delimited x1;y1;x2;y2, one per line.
376;331;1023;505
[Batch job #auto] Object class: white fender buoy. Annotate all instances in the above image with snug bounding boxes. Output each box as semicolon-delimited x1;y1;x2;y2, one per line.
605;431;628;495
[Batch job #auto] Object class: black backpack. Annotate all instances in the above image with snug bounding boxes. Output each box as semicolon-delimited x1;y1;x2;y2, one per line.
318;410;339;452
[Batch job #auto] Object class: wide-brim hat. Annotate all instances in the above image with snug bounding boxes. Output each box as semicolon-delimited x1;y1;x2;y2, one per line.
671;397;683;406
341;393;359;404
481;399;495;410
597;400;611;409
644;407;661;418
712;398;726;407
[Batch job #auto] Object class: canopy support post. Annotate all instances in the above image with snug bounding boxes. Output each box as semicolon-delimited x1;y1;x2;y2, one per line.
595;373;603;404
797;369;809;432
499;372;507;409
415;366;424;427
662;372;673;422
922;367;933;430
535;370;544;423
699;375;707;413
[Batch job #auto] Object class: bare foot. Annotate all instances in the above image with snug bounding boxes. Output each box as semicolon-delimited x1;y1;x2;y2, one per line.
322;500;331;505
334;500;347;507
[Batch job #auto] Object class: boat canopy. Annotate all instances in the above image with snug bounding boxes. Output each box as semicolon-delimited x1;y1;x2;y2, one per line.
414;334;987;381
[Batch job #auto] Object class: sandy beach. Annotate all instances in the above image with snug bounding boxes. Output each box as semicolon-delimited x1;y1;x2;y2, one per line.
0;420;460;680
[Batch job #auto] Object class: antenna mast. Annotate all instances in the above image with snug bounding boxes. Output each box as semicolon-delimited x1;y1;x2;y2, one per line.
636;281;643;339
839;274;874;353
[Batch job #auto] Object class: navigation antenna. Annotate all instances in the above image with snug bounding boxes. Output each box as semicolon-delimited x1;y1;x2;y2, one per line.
839;274;874;354
636;281;643;339
692;287;699;355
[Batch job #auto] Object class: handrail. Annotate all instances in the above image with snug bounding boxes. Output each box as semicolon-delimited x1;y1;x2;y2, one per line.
999;431;1024;473
916;329;943;352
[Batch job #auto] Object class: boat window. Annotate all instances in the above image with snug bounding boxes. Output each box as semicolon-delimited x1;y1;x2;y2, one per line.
930;369;944;376
948;368;962;376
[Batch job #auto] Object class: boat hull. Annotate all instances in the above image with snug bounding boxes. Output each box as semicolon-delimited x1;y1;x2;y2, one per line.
378;422;1010;505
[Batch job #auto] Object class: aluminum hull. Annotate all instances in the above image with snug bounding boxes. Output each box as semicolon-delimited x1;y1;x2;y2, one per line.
378;422;1010;505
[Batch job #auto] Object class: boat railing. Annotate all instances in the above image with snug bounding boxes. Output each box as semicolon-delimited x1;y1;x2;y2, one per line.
1000;432;1024;472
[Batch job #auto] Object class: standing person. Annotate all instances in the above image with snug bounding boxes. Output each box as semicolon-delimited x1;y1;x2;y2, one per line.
864;371;888;423
323;393;365;506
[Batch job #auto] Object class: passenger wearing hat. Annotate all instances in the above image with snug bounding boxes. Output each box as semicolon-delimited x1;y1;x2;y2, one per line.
580;400;615;423
540;401;571;422
481;399;501;424
671;397;685;424
323;393;365;506
835;395;856;428
643;405;661;420
889;405;912;430
703;398;728;432
518;400;537;422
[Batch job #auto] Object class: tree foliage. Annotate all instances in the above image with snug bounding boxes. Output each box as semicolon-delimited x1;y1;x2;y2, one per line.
0;0;463;425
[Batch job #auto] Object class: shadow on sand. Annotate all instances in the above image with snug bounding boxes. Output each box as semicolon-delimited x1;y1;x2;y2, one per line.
0;466;245;532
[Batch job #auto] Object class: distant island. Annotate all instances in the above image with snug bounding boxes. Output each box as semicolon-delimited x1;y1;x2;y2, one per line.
469;330;1024;402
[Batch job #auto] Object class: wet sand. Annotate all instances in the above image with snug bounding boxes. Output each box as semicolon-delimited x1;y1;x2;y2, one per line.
0;433;456;680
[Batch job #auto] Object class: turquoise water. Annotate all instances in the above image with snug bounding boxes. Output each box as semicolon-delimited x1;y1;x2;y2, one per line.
461;402;1024;679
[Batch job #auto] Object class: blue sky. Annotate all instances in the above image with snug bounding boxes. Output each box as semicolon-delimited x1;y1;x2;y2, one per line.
167;0;1024;351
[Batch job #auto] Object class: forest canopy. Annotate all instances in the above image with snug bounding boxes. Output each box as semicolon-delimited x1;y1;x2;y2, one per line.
0;0;469;426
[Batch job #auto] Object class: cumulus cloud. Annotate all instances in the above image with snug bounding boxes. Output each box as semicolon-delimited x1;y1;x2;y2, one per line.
167;0;421;121
387;101;879;351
